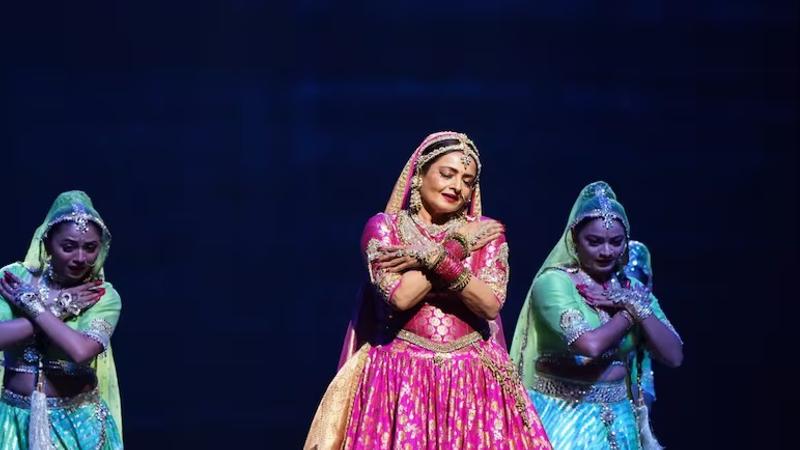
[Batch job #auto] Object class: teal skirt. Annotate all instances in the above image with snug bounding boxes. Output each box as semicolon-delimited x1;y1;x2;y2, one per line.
0;389;122;450
529;375;641;450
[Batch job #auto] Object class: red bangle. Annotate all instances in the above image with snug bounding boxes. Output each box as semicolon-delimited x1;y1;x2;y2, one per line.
433;255;464;284
443;239;467;260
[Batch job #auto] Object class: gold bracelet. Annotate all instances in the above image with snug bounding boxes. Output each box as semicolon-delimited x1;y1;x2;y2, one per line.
447;269;472;291
426;246;447;271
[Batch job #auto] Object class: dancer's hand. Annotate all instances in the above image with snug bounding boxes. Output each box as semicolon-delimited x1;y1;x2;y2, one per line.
457;220;504;252
377;245;424;273
48;280;106;320
576;283;623;311
0;271;29;303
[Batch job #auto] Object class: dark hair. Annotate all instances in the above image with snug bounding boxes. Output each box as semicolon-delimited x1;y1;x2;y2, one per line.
571;217;596;238
418;138;478;174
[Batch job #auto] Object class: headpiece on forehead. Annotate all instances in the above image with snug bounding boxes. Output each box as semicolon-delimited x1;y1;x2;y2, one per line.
385;131;483;217
569;181;630;234
22;190;112;279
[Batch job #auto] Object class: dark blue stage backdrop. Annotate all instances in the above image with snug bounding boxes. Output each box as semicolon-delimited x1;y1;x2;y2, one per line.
1;2;794;448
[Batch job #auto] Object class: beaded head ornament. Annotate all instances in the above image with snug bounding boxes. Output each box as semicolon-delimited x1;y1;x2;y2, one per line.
385;131;483;217
569;181;630;234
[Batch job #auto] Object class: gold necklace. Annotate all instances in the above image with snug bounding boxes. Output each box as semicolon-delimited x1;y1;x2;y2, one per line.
408;211;464;236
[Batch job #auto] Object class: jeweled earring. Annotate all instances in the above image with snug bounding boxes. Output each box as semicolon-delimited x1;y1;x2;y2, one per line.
409;176;422;213
459;200;470;218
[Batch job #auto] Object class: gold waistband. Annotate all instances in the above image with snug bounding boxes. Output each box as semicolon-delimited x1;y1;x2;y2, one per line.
397;329;483;353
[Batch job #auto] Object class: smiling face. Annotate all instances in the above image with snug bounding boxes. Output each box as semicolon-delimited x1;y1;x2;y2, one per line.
573;217;627;280
45;221;102;283
417;151;478;222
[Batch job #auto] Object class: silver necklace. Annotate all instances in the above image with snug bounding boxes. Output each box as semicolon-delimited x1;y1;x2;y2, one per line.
37;266;62;306
573;269;621;324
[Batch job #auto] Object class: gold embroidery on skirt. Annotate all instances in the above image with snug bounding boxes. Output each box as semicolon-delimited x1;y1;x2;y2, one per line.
304;344;370;450
474;344;532;429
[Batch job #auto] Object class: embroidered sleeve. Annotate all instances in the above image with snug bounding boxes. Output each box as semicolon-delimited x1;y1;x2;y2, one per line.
361;214;402;305
83;318;114;349
530;270;594;347
475;234;510;306
559;309;591;345
77;283;122;351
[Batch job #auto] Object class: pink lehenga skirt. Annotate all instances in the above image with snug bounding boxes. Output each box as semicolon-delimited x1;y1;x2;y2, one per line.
305;331;551;450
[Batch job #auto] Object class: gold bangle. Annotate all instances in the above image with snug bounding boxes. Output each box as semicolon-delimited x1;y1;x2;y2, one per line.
426;246;447;271
447;269;472;291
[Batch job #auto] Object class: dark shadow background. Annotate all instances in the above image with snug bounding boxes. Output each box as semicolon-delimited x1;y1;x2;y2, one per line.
1;1;795;448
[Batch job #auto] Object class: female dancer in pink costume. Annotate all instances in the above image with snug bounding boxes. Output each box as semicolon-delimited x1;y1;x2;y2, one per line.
305;132;551;450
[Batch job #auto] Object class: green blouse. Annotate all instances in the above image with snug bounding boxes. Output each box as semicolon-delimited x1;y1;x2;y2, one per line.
528;268;670;368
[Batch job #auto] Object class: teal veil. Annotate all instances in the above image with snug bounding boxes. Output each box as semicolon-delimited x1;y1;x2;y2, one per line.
625;240;657;404
625;240;653;289
510;181;630;387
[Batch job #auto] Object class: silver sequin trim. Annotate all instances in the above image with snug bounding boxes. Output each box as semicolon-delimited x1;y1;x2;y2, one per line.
532;374;628;403
83;318;114;349
3;358;94;376
560;309;591;345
